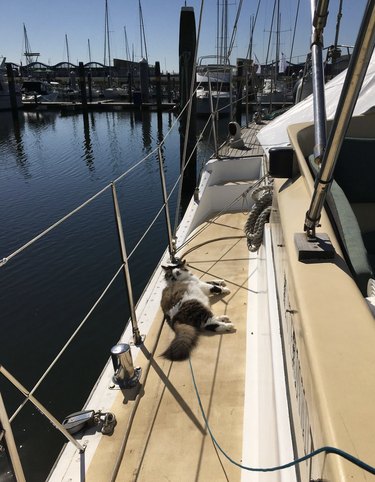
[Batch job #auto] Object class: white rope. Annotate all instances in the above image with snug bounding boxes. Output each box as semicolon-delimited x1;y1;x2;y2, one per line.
244;185;273;252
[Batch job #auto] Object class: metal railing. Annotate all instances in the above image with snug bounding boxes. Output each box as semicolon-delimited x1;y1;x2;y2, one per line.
0;86;216;480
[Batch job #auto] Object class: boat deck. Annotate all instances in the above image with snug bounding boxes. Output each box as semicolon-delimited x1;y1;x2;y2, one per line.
79;211;296;482
218;122;266;158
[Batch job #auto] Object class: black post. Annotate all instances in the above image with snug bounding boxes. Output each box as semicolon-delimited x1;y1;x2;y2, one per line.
139;59;149;105
87;71;93;103
78;62;87;110
179;6;197;208
235;59;244;125
127;72;133;103
167;72;172;103
155;61;162;112
6;63;18;112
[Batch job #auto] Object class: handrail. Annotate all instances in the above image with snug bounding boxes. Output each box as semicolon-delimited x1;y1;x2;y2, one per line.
9;264;125;423
0;393;26;482
310;0;329;163
304;0;375;236
1;366;85;453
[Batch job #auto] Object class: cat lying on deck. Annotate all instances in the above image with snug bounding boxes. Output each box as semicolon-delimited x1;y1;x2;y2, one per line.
161;260;235;361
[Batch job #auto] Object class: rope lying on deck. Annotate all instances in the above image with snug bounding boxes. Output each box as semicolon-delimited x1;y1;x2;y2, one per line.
188;357;375;475
244;184;273;252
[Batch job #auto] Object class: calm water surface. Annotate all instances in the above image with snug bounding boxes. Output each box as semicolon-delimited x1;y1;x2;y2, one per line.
0;108;222;481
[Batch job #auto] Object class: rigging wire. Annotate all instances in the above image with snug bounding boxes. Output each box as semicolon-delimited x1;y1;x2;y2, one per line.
227;0;244;59
289;0;301;68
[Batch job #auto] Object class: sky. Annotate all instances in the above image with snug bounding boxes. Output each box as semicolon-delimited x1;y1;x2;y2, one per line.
0;0;369;73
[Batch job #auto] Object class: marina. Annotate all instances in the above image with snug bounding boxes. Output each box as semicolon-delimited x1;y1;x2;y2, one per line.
1;1;375;482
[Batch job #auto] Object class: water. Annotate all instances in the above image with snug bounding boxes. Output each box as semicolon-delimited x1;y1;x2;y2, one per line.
0;108;225;481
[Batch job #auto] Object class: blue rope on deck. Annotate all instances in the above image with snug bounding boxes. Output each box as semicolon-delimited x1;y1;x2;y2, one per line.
188;358;375;475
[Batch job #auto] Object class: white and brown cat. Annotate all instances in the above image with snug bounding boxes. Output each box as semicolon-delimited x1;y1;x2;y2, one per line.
160;260;235;361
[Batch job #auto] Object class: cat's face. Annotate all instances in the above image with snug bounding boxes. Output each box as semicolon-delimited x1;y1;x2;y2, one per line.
162;261;190;283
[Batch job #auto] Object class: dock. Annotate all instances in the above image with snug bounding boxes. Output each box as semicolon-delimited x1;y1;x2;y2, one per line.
21;100;177;113
218;120;267;158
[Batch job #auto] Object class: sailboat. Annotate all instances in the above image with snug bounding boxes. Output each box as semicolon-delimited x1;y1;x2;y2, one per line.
1;1;375;481
102;0;127;100
195;0;240;117
256;0;295;108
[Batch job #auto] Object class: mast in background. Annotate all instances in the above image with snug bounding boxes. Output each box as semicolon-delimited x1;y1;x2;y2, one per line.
23;24;39;66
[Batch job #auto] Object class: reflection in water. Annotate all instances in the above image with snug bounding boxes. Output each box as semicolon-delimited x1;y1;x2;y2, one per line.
82;111;95;170
0;111;30;179
141;110;152;152
23;110;58;131
105;112;122;175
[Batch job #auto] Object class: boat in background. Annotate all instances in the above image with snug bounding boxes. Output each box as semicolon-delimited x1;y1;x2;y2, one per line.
103;86;128;99
1;2;375;481
256;75;294;104
196;57;236;116
0;59;22;111
21;80;59;103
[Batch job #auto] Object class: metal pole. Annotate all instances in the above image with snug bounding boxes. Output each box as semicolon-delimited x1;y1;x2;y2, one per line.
0;392;26;482
158;146;177;262
245;70;249;127
207;71;218;157
111;183;142;346
0;366;85;452
304;0;375;236
310;0;329;162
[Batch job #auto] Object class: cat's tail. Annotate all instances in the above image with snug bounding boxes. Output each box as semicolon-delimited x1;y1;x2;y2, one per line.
161;322;198;361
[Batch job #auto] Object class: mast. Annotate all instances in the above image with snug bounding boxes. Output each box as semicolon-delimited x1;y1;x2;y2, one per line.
104;0;111;67
124;26;130;61
216;0;219;64
88;39;92;64
65;34;70;65
275;1;280;81
289;0;301;67
23;24;39;65
138;0;148;62
334;0;343;50
265;0;277;70
246;0;261;61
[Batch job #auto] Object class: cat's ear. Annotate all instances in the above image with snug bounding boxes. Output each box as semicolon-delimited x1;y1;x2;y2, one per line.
161;265;169;271
180;259;186;266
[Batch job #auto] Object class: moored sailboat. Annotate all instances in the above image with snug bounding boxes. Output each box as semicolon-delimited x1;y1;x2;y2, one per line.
1;2;375;481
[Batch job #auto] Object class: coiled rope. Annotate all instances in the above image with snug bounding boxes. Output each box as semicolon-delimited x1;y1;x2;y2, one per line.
244;184;273;252
188;358;375;475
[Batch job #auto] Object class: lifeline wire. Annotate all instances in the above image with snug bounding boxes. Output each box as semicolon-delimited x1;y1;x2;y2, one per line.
188;358;375;475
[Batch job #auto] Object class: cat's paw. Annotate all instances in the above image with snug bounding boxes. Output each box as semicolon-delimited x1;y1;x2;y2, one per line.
221;287;231;295
222;322;235;332
218;315;230;323
209;279;226;287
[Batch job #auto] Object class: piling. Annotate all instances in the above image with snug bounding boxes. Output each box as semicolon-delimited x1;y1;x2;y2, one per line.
78;62;87;110
179;6;197;207
87;71;93;103
139;58;149;104
6;63;18;112
235;59;244;125
167;73;172;103
155;61;162;112
127;72;133;103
